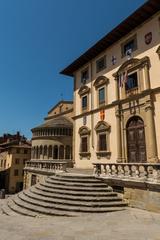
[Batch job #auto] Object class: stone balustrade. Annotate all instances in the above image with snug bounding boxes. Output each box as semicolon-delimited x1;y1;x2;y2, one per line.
24;160;67;173
93;163;160;183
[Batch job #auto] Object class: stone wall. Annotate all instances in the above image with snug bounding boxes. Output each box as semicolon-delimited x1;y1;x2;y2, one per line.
124;187;160;213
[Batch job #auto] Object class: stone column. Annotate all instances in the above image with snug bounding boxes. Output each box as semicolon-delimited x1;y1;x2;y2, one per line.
115;107;123;162
144;62;150;90
64;146;66;160
115;75;119;100
145;98;158;162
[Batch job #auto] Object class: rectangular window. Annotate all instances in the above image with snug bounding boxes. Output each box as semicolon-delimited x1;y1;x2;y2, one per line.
82;96;87;110
125;72;138;91
81;68;89;84
81;137;88;152
15;158;19;164
98;87;105;105
99;134;107;151
121;35;137;57
96;56;106;73
14;169;19;176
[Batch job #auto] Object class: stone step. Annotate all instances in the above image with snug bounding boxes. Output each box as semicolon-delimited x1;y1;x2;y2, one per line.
18;192;127;212
7;198;37;217
1;199;20;216
13;195;126;216
46;178;108;187
35;184;113;196
24;190;123;207
49;175;101;183
13;196;80;217
40;182;112;192
30;187;118;201
55;173;95;179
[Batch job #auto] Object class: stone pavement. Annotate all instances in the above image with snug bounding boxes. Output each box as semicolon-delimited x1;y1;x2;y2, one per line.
0;206;160;240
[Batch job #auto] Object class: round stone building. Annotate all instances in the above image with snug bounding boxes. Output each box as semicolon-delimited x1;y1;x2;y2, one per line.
24;100;73;188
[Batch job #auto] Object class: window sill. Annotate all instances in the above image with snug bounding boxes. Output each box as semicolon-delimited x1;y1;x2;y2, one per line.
79;152;91;159
96;151;111;159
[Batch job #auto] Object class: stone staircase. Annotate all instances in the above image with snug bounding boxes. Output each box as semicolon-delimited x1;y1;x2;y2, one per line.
1;173;127;217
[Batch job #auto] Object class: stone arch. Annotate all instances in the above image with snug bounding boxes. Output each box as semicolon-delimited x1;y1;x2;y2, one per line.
93;76;109;89
78;85;90;96
44;145;47;157
59;145;64;159
115;56;150;75
39;145;43;156
53;145;58;159
65;145;71;159
126;116;146;163
78;126;91;136
48;145;52;158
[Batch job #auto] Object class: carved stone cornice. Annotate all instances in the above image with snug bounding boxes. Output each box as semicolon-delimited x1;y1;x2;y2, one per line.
78;85;90;96
78;126;91;136
93;76;109;89
113;56;150;78
79;152;91;159
95;121;111;132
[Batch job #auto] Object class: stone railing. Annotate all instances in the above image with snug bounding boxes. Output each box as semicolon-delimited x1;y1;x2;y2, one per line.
24;160;67;173
93;163;160;183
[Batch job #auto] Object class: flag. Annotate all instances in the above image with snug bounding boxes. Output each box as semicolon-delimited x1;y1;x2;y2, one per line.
123;70;128;84
118;71;128;88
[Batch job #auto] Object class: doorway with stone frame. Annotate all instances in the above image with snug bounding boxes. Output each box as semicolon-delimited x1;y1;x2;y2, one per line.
126;116;147;163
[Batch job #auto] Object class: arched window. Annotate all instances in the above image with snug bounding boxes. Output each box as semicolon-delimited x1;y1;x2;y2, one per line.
36;146;39;159
40;145;43;156
65;145;70;159
53;145;58;159
48;145;52;158
59;145;64;159
44;145;47;157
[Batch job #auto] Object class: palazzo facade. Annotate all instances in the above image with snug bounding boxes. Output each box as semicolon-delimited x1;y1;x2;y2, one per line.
61;0;160;169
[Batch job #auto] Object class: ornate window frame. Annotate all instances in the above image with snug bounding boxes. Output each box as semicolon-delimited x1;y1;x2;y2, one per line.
113;56;150;100
121;34;137;58
95;121;111;158
94;76;109;107
78;126;91;159
78;85;90;113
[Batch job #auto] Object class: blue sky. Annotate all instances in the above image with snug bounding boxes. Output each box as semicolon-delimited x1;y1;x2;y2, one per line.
0;0;146;139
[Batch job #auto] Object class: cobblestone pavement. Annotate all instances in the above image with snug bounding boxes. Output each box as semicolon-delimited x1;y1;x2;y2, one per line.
0;206;160;240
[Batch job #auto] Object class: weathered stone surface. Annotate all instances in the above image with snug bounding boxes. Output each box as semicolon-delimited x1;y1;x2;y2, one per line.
0;208;160;240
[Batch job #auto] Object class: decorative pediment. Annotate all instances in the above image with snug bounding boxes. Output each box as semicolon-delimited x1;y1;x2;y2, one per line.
78;126;91;136
78;85;90;96
156;45;160;58
93;76;109;89
95;121;111;132
113;57;150;77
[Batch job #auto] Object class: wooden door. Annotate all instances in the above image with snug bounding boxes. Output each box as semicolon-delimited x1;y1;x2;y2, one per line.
127;117;146;163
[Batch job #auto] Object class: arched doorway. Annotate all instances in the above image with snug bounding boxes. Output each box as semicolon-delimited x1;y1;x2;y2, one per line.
126;116;146;163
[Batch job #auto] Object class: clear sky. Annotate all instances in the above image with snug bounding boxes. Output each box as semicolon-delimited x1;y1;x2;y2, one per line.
0;0;146;139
